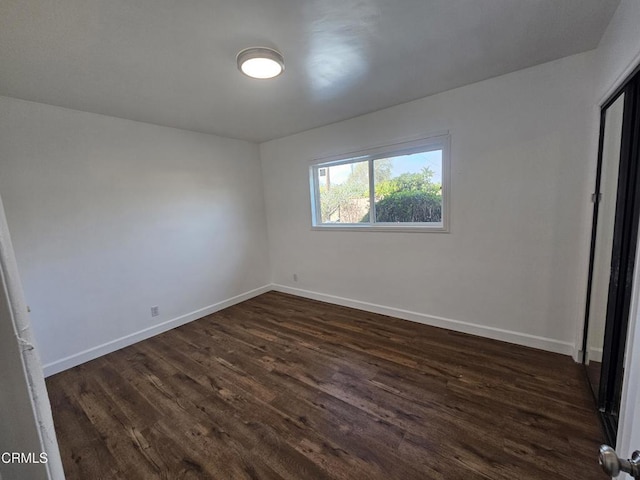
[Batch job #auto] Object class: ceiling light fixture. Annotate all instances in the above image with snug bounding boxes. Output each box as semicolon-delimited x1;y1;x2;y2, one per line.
237;47;285;79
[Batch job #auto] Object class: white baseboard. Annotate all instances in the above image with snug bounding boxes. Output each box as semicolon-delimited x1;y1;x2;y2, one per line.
42;285;272;377
43;282;577;377
587;347;603;363
271;284;576;356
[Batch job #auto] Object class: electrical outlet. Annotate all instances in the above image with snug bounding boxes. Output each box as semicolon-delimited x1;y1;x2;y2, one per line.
151;306;159;317
293;273;298;282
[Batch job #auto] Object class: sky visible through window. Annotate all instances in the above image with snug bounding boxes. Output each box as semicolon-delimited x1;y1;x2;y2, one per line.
327;150;442;185
389;151;442;182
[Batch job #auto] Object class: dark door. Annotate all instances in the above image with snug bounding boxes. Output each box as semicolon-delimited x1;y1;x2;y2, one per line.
583;69;640;446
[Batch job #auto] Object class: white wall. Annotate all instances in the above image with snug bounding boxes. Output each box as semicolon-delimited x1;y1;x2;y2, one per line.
261;52;595;354
0;96;271;374
594;0;640;103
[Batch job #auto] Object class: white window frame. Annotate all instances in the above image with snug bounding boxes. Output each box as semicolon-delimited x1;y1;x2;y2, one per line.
309;134;450;232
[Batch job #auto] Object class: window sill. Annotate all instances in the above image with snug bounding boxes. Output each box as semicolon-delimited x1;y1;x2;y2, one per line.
311;224;449;233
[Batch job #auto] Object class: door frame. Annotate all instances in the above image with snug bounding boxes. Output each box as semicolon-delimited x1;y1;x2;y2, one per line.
617;220;640;468
593;56;640;459
582;64;640;447
0;193;64;479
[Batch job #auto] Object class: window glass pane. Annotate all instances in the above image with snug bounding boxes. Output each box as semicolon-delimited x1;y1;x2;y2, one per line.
317;160;370;224
373;150;442;223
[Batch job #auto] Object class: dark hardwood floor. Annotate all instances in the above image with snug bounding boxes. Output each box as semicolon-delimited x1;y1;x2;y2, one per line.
46;291;607;479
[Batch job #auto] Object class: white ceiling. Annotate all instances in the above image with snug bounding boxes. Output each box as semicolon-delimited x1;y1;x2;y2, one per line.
0;0;620;143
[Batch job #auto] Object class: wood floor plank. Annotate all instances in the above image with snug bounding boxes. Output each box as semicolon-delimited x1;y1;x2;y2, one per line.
47;291;607;479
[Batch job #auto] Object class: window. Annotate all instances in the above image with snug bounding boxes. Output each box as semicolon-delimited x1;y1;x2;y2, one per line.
310;134;450;231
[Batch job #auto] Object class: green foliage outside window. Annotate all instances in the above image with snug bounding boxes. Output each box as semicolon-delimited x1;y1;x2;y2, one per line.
363;166;442;223
317;158;442;224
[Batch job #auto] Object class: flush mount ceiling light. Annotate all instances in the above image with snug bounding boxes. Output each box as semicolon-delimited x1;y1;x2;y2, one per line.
237;47;285;79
